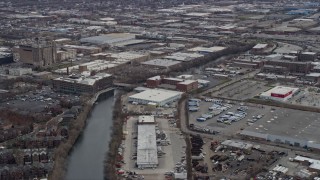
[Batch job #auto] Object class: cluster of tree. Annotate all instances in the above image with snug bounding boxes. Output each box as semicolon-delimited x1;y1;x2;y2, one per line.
0;108;33;125
49;99;93;180
104;91;126;180
44;105;63;117
59;99;73;109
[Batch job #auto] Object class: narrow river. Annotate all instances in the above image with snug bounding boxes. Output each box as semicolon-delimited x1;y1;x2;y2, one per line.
65;91;114;180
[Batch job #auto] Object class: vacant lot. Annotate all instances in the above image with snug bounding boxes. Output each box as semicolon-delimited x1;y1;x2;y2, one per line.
211;80;269;100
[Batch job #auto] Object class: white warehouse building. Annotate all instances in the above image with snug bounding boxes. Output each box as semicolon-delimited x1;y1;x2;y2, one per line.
137;123;158;168
128;88;183;106
260;86;299;102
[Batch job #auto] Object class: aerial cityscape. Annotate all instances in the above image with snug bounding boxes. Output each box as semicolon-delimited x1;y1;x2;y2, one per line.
1;0;320;180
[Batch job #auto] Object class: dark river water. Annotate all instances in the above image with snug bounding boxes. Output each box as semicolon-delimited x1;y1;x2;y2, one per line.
65;91;114;180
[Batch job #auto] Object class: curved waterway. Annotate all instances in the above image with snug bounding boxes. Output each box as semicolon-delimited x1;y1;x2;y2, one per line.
66;91;114;180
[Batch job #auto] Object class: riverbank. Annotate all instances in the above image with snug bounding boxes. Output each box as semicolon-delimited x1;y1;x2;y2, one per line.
49;88;114;180
104;90;125;180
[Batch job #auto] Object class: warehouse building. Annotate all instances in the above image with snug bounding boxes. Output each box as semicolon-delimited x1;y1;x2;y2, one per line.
52;73;113;94
299;52;317;61
56;49;77;62
128;88;182;106
141;59;181;70
188;46;226;54
18;41;57;67
232;58;264;69
251;43;269;54
146;76;162;88
162;77;184;85
110;51;149;63
137;123;158;168
176;80;198;92
265;59;312;74
63;45;102;54
165;52;204;62
80;33;137;46
260;86;299;101
241;114;320;151
293;156;320;173
8;68;32;76
55;59;129;74
146;76;198;92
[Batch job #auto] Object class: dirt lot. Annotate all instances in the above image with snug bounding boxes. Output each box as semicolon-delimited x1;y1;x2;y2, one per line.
289;87;320;108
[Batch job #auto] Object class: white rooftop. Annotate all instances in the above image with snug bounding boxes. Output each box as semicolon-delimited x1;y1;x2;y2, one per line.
253;43;268;49
185;12;211;17
302;52;317;55
177;74;194;79
178;80;197;85
165;52;204;62
261;86;299;96
110;51;147;60
294;156;320;171
129;89;182;103
54;73;112;86
55;59;128;74
148;75;162;81
306;73;320;77
197;79;210;84
138;116;155;124
54;38;71;42
188;46;226;53
137;124;158;166
63;44;101;50
142;59;181;67
164;77;184;82
80;33;136;45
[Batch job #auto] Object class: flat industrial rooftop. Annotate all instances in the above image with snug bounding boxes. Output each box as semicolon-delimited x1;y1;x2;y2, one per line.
242;107;320;145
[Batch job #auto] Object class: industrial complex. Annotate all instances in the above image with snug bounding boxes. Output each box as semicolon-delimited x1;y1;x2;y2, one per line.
2;0;320;180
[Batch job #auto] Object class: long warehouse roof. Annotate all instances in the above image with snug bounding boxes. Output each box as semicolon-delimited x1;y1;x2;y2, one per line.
137;124;158;166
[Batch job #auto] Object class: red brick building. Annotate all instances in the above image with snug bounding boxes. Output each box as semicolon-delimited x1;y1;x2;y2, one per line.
146;76;198;92
162;77;184;85
146;76;162;88
176;80;198;92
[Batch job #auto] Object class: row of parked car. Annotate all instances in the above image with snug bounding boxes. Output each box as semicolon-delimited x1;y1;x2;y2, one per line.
217;111;247;124
192;99;234;122
188;99;201;112
196;112;215;122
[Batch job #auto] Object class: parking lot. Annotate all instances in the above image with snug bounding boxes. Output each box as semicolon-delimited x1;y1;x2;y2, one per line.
0;85;80;114
188;99;267;136
211;80;269;100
